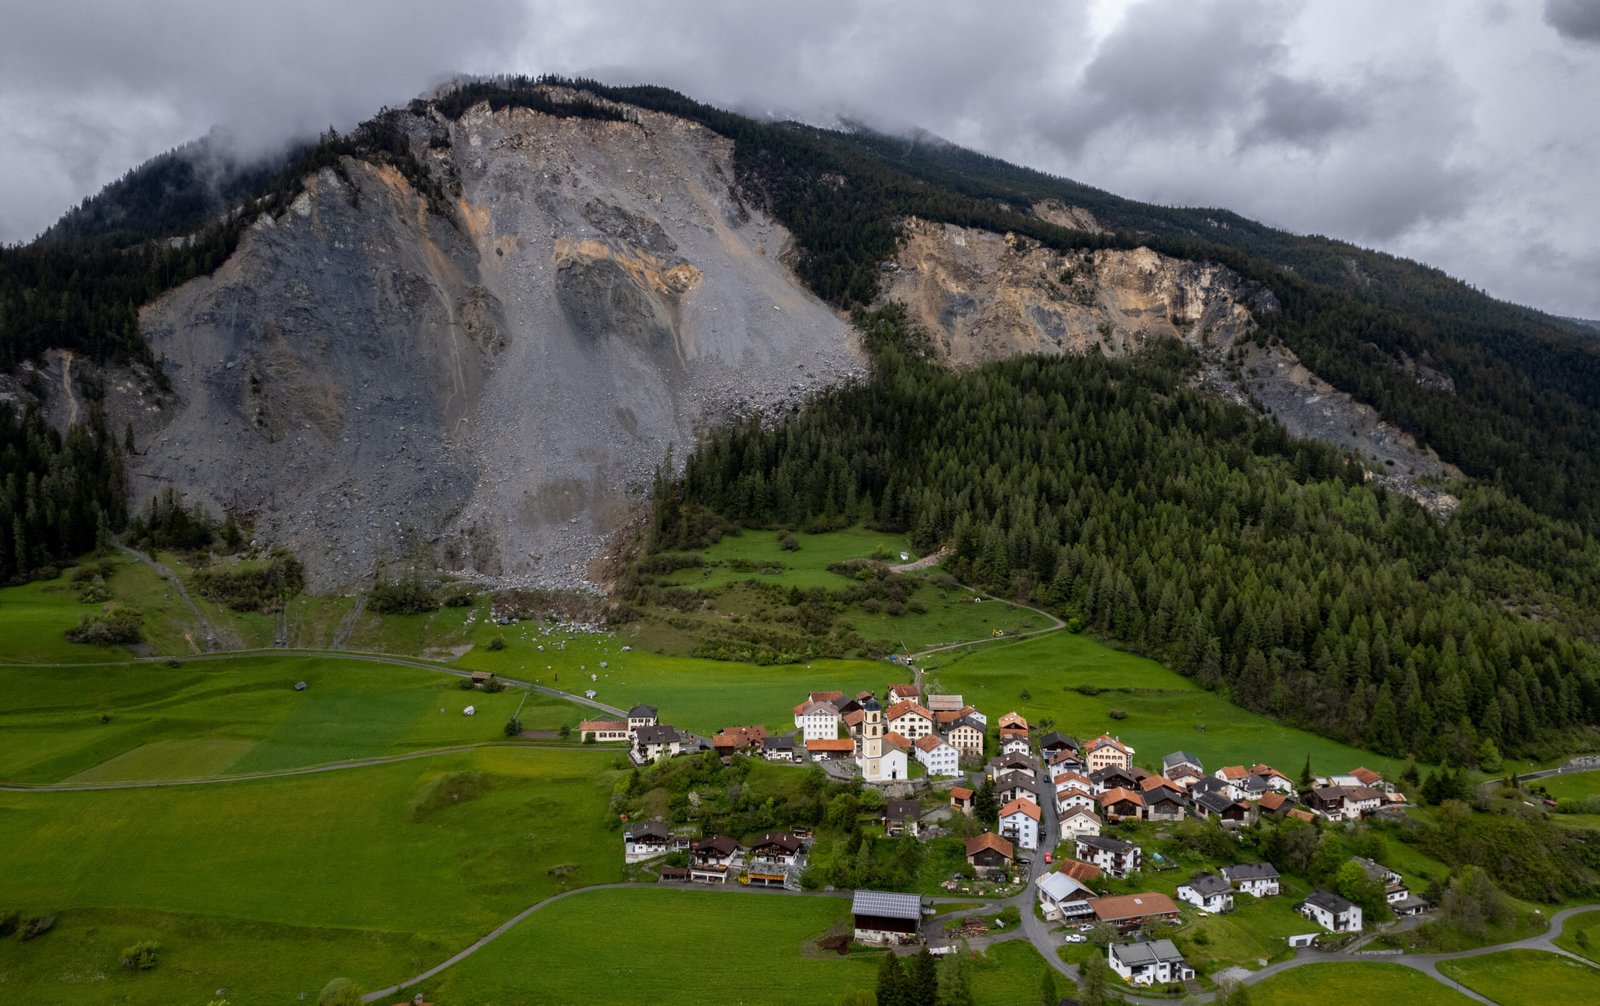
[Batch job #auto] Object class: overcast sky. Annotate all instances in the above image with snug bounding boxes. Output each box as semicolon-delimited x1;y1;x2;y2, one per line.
3;0;1597;317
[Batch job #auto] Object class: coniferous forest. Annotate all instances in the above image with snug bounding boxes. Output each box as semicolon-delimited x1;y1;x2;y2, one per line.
653;307;1600;763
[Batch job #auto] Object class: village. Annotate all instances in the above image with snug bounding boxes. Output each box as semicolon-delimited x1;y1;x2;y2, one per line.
580;675;1434;993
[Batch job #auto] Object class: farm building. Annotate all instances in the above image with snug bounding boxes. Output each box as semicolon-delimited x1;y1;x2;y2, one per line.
852;890;925;944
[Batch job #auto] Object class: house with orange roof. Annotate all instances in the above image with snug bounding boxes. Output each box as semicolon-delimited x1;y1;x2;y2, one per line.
1060;806;1103;839
885;700;935;740
1099;787;1145;821
1084;733;1134;772
950;786;975;816
1086;891;1177;932
805;737;855;760
999;797;1042;850
794;699;841;741
579;719;629;742
914;733;960;777
966;831;1014;875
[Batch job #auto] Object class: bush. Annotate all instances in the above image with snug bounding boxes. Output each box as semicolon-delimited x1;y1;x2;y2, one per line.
482;678;505;693
17;914;55;941
778;531;799;551
486;635;506;651
440;585;476;607
318;977;363;1006
121;940;160;970
65;603;143;645
0;911;17;937
504;717;523;737
192;549;305;612
1108;709;1127;720
368;577;438;615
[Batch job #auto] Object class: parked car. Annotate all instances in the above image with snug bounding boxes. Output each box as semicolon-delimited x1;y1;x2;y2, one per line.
1064;934;1087;944
1043;852;1052;864
1078;923;1096;932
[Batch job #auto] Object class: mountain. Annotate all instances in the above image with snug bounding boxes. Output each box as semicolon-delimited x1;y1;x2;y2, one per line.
3;76;1599;591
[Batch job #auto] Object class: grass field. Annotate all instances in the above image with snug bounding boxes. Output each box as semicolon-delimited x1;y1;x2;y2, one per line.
0;746;620;1004
1438;949;1600;1005
923;631;1408;777
1249;963;1476;1005
0;656;582;784
1557;909;1600;963
419;885;1051;1006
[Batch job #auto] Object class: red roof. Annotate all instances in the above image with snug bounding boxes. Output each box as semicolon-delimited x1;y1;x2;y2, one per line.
810;690;844;703
805;738;855;752
999;797;1042;821
915;734;951;752
1085;733;1129;754
1259;792;1289;811
1218;765;1248;779
884;731;913;751
1089;892;1178;922
1099;787;1145;807
580;719;627;732
1351;766;1383;786
966;832;1015;859
998;711;1029;729
951;786;974;800
888;684;918;697
886;700;933;722
1058;859;1102;883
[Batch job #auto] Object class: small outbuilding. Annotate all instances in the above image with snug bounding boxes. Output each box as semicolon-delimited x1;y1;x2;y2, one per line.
852;889;924;944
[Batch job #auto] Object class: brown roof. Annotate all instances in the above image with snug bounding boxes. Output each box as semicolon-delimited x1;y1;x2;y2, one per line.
884;731;913;752
794;699;839;716
1350;767;1383;786
1085;733;1129;754
580;719;627;732
810;690;845;704
1344;785;1383;801
886;700;933;722
1139;775;1179;793
1287;808;1317;822
841;709;866;727
1057;785;1093;801
1055;771;1091;788
950;786;974;800
915;734;951;752
1099;787;1145;807
999;726;1030;739
998;712;1029;729
999;797;1042;821
1088;892;1179;922
805;738;855;752
1259;792;1289;811
1058;858;1103;883
1218;765;1248;779
712;725;768;749
1252;764;1290;780
888;684;918;697
966;832;1015;859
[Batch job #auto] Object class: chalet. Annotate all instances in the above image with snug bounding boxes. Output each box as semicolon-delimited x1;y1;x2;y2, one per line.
999;798;1042;851
965;831;1015;876
1036;871;1096;921
579;719;630;742
805;737;855;761
927;693;965;713
627;704;659;736
1299;889;1362;932
1054;768;1092;790
1251;764;1296;793
1351;856;1427;914
623;821;691;863
711;724;768;756
1221;862;1281;897
886;700;936;740
1142;786;1187;823
1075;835;1142;878
1349;766;1386;790
990;754;1038;778
883;799;923;838
1048;748;1086;775
852;890;924;944
1237;775;1273;801
794;700;841;741
1343;786;1384;817
1109;939;1194;986
996;772;1041;806
914;734;961;777
1089;765;1141;795
693;834;740;867
1177;872;1235;913
945;717;985;760
1037;731;1079;758
1087;892;1179;933
999;734;1032;757
1084;733;1134;772
633;724;689;763
761;735;798;762
950;786;975;816
1193;790;1251;823
1187;776;1231;801
1058;859;1103;885
1302;786;1370;822
887;683;920;703
1163;751;1204;778
1059;807;1103;839
1099;787;1145;822
749;831;804;866
1257;791;1291;816
997;711;1029;732
1056;785;1096;815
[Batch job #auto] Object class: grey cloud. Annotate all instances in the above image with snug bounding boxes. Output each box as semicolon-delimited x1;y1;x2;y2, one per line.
1546;0;1600;43
1241;74;1368;150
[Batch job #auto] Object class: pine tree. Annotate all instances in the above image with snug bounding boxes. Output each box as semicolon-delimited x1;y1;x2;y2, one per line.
1299;753;1314;790
876;950;907;1006
1039;967;1058;1005
907;948;939;1005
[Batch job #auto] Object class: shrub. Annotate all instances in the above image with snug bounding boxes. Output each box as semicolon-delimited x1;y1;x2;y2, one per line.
486;635;506;651
17;914;55;941
778;531;799;551
504;717;523;737
0;911;17;937
457;677;475;690
318;977;363;1006
482;678;505;693
65;603;143;645
440;585;476;607
1108;709;1127;720
368;577;438;614
121;941;160;970
192;549;305;612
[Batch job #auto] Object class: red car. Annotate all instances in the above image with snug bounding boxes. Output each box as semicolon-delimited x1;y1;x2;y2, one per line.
1043;852;1052;864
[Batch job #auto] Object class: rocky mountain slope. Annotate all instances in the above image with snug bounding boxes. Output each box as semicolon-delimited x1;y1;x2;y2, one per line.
129;100;860;590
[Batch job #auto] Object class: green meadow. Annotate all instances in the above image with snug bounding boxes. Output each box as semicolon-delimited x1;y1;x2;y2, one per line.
1438;949;1600;1005
1248;963;1477;1005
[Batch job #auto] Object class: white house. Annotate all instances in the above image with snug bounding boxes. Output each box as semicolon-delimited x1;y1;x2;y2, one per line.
1000;735;1032;757
1075;836;1141;878
626;704;658;737
885;700;936;740
1176;873;1235;913
793;700;841;742
1084;733;1135;772
1221;862;1281;897
913;734;961;777
998;797;1041;851
579;719;630;742
1109;940;1194;987
1059;807;1103;839
1056;785;1096;815
1036;871;1095;921
945;717;985;760
623;821;690;863
1300;889;1363;932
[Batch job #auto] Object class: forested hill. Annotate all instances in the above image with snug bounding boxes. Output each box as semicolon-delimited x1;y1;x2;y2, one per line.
652;307;1600;764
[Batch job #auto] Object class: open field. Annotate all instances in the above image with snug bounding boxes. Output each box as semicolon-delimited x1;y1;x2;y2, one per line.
1557;909;1600;963
418;885;1050;1006
1438;949;1600;1005
924;630;1409;777
657;526;922;590
0;656;580;784
0;746;619;1004
1248;962;1477;1005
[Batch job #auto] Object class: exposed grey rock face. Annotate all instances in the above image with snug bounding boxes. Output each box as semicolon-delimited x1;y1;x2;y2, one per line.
133;101;862;591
